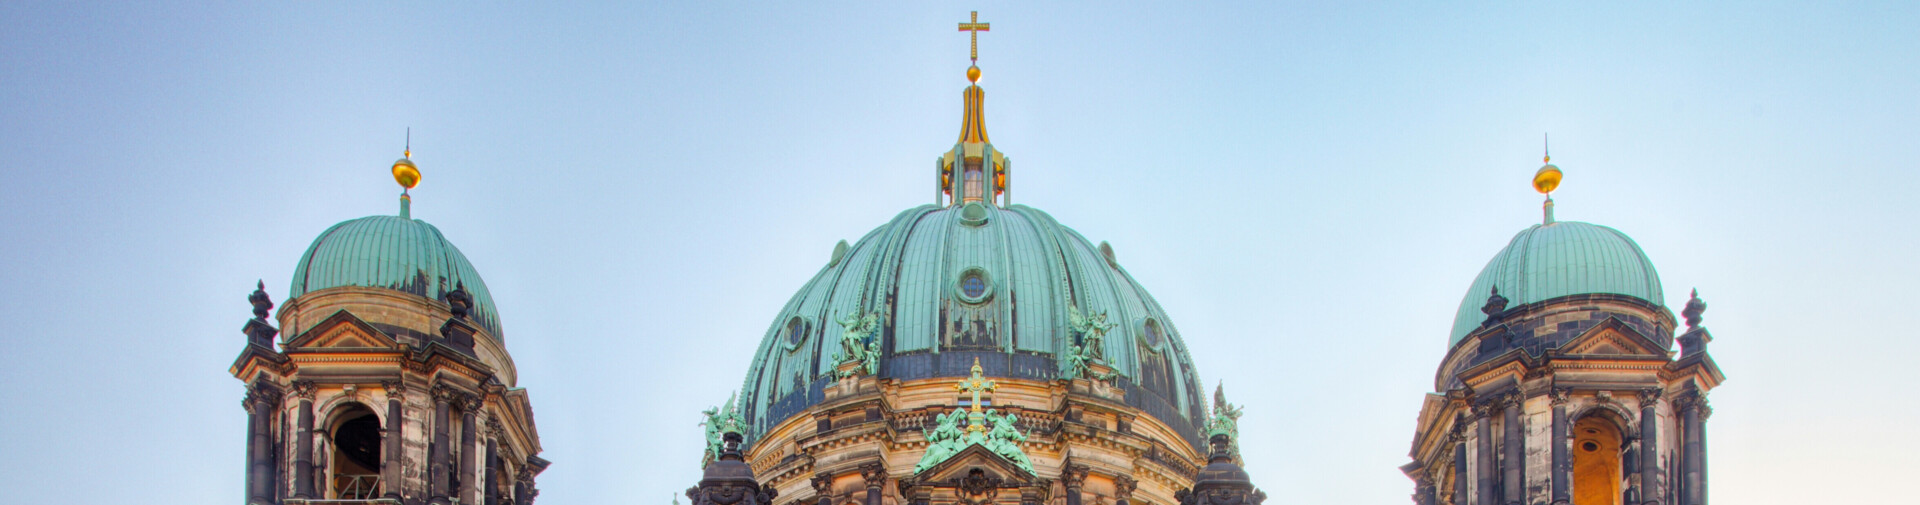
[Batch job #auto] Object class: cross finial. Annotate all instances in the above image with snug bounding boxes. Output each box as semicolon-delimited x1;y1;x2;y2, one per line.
958;11;990;63
955;357;998;413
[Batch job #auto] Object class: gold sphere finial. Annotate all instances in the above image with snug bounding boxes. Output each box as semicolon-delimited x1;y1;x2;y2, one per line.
392;128;420;190
1533;163;1561;194
393;155;420;190
967;64;981;83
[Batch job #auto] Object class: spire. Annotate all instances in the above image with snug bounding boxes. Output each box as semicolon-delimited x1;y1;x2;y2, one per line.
1533;134;1561;225
956;11;991;145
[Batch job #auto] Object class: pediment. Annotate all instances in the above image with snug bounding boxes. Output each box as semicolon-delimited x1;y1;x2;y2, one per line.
919;444;1035;484
287;310;399;350
1561;317;1665;357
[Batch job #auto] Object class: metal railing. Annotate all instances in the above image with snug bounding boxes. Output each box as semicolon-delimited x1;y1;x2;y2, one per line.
331;474;383;500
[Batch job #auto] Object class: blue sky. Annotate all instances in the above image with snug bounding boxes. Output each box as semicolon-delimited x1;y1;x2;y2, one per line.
2;2;1914;504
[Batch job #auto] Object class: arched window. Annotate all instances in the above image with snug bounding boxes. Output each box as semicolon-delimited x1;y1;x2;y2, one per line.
1572;415;1624;505
328;405;383;499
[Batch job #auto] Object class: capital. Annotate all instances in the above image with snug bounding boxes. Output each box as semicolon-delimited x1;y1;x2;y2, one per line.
1638;387;1664;405
291;380;317;400
462;393;485;411
1112;475;1137;498
432;384;459;403
861;462;888;488
1550;387;1572;406
1060;463;1089;488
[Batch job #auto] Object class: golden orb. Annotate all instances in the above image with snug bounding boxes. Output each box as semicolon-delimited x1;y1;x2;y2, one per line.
1533;163;1562;194
392;155;420;190
966;65;981;83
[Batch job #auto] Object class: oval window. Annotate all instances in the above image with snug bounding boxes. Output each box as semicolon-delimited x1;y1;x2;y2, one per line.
786;317;806;347
1142;319;1164;347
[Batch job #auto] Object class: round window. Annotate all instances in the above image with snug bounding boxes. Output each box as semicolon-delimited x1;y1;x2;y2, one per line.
1142;319;1164;347
953;267;993;304
962;274;987;298
1582;441;1599;452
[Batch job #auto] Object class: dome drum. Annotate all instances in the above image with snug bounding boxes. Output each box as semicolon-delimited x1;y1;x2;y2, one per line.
1438;293;1675;391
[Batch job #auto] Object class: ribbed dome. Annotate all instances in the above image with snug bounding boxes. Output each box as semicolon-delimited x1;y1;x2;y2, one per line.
738;203;1208;448
1448;221;1663;347
290;213;503;338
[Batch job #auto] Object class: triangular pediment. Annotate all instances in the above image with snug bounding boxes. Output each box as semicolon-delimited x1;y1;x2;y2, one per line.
1561;317;1666;357
920;444;1034;483
287;310;399;350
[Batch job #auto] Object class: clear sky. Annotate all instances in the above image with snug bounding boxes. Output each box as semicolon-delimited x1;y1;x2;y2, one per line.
2;2;1915;504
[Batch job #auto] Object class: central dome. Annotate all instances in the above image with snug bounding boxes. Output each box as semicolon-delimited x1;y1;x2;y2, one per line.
737;203;1209;448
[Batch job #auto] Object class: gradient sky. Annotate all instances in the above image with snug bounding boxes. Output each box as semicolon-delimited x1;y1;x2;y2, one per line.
2;2;1915;504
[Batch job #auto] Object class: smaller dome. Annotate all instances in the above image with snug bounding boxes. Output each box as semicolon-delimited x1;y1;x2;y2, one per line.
1448;221;1663;347
291;213;503;338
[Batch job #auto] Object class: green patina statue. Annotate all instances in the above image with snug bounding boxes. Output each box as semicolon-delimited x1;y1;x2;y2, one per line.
835;311;883;378
700;392;746;468
1067;304;1116;360
914;359;1035;475
1061;344;1114;381
1206;382;1244;455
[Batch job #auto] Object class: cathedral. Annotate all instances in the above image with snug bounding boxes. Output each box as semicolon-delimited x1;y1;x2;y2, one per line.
228;12;1722;505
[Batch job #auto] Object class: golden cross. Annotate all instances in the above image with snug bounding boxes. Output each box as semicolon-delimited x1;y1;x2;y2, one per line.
957;11;990;62
955;357;997;413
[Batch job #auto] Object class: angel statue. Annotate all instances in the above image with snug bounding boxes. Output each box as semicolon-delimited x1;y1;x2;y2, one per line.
1206;382;1244;454
836;311;882;376
982;410;1034;472
1067;304;1116;361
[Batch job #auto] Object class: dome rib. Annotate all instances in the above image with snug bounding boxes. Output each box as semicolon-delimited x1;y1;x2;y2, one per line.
1448;221;1664;347
738;203;1209;449
289;214;504;339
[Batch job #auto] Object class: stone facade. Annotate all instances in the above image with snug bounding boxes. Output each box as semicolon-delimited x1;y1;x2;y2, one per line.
231;280;547;505
708;367;1267;505
1403;292;1724;505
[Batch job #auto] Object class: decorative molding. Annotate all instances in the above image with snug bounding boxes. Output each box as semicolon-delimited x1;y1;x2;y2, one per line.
1550;387;1571;406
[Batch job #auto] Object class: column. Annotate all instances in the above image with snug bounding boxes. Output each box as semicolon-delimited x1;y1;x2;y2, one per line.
1414;479;1435;505
1475;403;1495;505
1112;475;1136;505
514;466;536;505
430;385;455;505
1638;389;1662;505
487;418;504;505
1452;420;1468;505
246;386;278;504
811;474;834;505
1062;463;1088;505
862;463;887;505
462;394;482;505
1502;393;1523;505
292;381;317;499
1680;392;1705;505
1550;388;1570;505
381;381;405;500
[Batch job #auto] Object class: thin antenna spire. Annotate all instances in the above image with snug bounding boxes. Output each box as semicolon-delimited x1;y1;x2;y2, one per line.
405;127;411;157
1543;133;1550;163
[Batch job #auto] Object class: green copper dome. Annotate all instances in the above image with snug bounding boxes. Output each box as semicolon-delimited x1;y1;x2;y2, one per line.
290;209;503;338
737;203;1209;448
1448;220;1663;347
